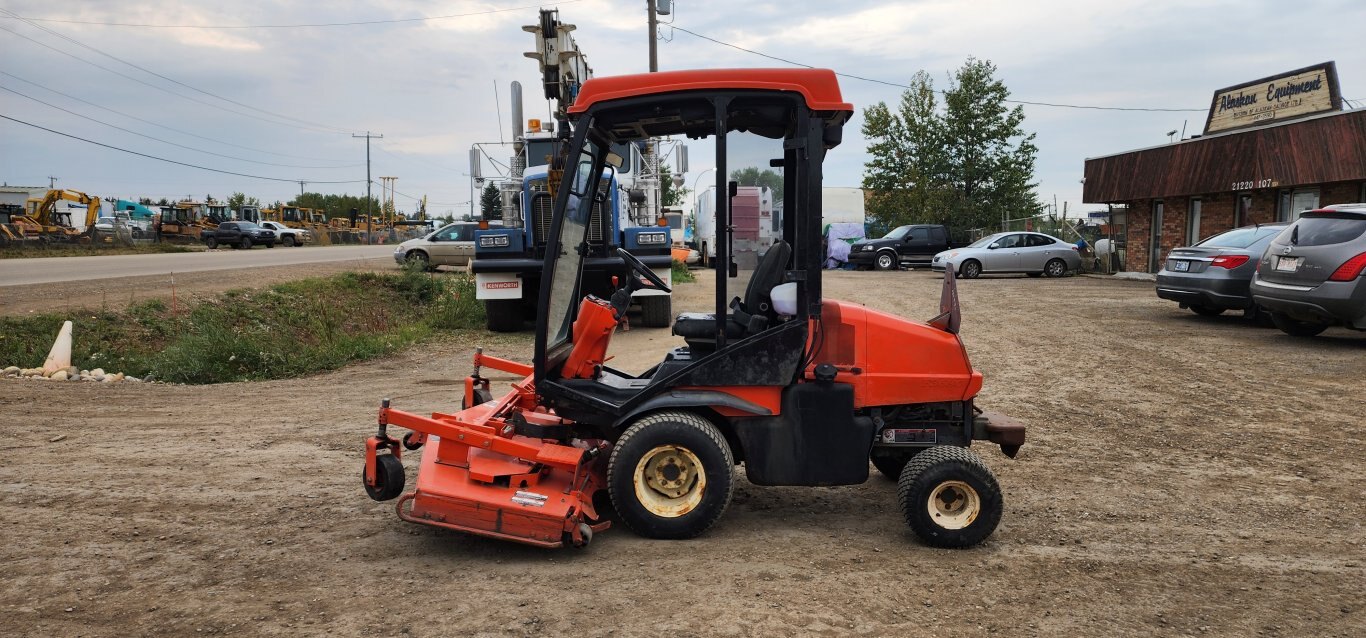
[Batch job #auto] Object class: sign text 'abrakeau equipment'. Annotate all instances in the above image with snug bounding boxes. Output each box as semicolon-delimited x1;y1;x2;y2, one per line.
1204;62;1342;135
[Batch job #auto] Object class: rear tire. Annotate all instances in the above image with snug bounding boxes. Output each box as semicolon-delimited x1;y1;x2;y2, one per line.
639;296;672;328
608;411;734;539
1043;258;1067;278
898;446;1002;548
1270;312;1329;337
875;251;897;271
1190;305;1225;317
960;260;982;279
485;299;523;332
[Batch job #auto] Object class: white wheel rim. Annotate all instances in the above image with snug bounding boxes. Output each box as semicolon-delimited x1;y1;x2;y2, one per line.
926;480;980;530
633;445;706;518
878;254;892;268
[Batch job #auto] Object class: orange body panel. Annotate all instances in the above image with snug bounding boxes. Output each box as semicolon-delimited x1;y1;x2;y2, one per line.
562;297;619;379
569;68;854;114
812;300;980;408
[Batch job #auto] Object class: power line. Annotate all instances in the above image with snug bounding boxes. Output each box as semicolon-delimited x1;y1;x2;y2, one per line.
1;2;582;29
670;25;1206;113
1;114;367;184
0;83;360;169
0;23;347;135
0;69;361;164
0;12;352;134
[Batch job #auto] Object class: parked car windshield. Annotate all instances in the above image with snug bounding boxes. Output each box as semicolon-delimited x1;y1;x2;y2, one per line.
1274;213;1366;247
967;234;1002;249
882;226;910;240
1198;225;1282;249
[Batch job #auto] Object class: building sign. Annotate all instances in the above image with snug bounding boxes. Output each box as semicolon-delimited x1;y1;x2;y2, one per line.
1204;62;1341;135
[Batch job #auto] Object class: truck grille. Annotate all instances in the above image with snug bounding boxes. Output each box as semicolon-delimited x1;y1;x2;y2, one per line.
529;178;610;246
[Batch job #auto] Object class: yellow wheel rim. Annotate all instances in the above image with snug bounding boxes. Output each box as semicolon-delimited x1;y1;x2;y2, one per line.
633;445;706;518
927;480;980;530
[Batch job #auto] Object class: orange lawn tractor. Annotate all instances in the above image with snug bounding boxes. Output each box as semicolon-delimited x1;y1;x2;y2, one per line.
363;69;1025;549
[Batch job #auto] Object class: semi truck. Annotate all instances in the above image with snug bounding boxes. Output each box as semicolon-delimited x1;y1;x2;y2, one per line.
470;9;672;332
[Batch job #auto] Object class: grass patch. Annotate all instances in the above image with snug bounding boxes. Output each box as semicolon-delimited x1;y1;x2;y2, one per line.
671;258;695;283
0;243;197;259
0;263;484;384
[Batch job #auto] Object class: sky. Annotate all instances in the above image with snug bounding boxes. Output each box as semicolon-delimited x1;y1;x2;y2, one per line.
2;0;1365;220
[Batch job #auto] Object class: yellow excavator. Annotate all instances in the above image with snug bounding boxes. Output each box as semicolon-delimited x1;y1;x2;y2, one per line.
21;189;102;243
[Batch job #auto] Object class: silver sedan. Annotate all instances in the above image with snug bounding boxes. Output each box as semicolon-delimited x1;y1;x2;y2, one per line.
931;232;1082;278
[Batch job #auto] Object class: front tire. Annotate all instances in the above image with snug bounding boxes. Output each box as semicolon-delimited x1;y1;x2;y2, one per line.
960;259;982;279
405;250;430;271
485;299;523;332
1044;258;1067;278
639;296;672;328
363;454;405;502
283;235;296;247
204;236;218;249
608;411;735;539
875;251;897;271
1270;312;1329;337
898;446;1003;548
239;237;252;250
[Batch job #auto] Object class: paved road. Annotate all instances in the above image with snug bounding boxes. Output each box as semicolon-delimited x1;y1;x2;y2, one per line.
1;245;397;286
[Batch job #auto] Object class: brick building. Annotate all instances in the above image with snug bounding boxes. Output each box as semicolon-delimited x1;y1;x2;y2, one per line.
1083;66;1366;273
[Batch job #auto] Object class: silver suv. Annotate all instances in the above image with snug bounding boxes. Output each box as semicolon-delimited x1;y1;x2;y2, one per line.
1249;204;1366;336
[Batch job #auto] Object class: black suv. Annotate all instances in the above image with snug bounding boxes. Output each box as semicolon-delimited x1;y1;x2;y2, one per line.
205;221;276;249
849;224;963;270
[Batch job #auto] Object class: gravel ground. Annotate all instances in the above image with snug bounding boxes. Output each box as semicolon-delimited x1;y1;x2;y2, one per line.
1;268;1362;637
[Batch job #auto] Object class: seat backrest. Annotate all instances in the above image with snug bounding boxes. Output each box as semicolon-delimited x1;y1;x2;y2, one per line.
743;240;791;315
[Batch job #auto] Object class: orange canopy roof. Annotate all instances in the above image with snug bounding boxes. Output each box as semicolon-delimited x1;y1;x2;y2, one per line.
568;68;854;114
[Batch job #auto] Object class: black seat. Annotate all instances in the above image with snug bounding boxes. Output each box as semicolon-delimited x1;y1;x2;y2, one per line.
672;240;791;351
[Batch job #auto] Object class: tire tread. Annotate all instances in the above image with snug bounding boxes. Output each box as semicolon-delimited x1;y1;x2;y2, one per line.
607;410;734;539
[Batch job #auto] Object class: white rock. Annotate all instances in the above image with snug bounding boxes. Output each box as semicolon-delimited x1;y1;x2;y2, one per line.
51;371;69;381
101;376;114;383
2;366;18;376
91;368;105;377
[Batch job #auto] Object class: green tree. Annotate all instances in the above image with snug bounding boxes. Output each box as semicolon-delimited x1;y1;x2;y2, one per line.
660;164;689;207
861;60;1040;235
480;182;502;220
729;167;784;203
227;192;260;211
861;70;949;232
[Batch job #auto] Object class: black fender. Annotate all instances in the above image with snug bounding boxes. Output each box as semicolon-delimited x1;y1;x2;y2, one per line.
610;389;773;429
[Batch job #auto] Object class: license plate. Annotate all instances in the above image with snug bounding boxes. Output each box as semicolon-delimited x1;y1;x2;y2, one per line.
1172;260;1190;272
1275;256;1300;272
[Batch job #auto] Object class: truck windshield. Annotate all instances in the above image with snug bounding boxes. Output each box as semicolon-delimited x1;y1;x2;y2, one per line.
543;129;606;351
883;226;910;240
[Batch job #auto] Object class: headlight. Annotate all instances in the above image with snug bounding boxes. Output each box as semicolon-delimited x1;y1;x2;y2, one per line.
637;232;667;245
862;245;874;252
479;234;510;248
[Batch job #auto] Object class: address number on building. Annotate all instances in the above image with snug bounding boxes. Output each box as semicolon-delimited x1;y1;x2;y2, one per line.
1231;179;1274;190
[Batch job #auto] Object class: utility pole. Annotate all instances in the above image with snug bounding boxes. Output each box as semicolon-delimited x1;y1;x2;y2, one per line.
47;175;59;189
353;131;383;244
298;181;306;197
647;1;658;72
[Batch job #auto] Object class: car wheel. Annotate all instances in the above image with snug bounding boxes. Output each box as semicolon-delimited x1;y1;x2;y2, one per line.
1190;305;1224;317
898;446;1002;548
875;251;897;271
204;236;218;249
1044;258;1067;278
283;236;296;247
1270;312;1329;337
608;410;735;540
960;260;982;279
265;241;274;249
1246;303;1275;327
239;237;252;250
405;250;430;271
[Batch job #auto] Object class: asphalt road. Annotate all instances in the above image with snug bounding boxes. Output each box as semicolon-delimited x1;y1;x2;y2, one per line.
1;245;397;286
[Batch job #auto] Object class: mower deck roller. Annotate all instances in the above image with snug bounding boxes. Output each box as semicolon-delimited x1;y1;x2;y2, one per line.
362;68;1025;549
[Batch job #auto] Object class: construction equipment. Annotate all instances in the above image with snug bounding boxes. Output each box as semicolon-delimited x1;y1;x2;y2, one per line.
362;69;1026;550
0;203;41;246
21;189;102;242
155;201;210;243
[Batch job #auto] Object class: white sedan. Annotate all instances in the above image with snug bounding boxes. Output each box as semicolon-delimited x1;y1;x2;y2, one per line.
932;232;1082;278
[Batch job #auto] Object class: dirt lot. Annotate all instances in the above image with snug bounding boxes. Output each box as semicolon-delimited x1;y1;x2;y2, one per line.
2;268;1362;637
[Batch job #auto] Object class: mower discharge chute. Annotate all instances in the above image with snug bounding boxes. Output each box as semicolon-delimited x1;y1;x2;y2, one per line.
363;68;1025;549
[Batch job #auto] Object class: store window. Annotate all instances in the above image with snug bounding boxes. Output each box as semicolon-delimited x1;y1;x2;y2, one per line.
1289;189;1320;219
1187;199;1202;244
1235;194;1251;227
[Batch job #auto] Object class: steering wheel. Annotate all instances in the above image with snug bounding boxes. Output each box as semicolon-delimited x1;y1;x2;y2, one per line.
616;247;671;293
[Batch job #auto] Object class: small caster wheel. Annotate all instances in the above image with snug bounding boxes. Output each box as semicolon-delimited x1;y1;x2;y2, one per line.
571;522;593;548
402;432;424;451
363;454;405;501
